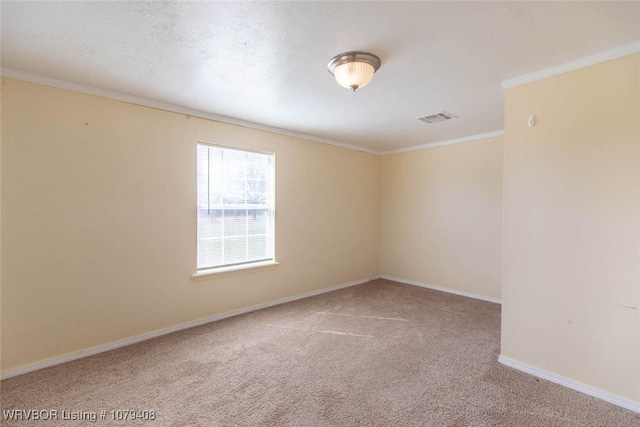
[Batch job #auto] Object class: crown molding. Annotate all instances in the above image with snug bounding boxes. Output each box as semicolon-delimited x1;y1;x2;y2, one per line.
1;67;503;156
3;41;639;156
381;130;505;155
502;40;640;90
0;67;380;155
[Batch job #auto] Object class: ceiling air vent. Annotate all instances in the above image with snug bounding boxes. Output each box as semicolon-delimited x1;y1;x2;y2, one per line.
418;112;457;124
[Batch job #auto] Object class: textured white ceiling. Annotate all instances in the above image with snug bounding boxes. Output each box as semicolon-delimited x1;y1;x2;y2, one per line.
2;2;640;152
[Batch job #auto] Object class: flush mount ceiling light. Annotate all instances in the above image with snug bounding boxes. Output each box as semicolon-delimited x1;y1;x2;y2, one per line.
327;51;381;92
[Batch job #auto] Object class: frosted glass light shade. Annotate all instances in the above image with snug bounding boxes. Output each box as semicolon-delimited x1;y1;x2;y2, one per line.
328;51;381;92
333;62;375;91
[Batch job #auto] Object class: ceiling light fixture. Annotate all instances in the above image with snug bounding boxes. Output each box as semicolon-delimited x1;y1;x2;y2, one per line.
327;51;381;92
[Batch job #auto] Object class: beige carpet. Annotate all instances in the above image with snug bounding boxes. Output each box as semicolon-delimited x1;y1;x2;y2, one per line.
2;279;639;426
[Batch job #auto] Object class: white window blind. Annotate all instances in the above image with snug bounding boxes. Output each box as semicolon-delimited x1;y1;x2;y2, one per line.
197;144;274;270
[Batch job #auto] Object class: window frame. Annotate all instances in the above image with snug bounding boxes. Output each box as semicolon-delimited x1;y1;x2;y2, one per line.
193;142;277;277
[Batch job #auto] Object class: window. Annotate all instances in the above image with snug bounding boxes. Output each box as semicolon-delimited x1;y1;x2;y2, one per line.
196;143;275;271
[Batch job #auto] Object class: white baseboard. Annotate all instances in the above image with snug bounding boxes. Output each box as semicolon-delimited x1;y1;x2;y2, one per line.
0;277;372;380
498;355;640;414
380;275;501;304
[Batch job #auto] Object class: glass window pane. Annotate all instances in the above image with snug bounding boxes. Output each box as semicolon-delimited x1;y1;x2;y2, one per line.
248;235;267;260
198;209;223;239
224;237;246;265
209;147;223;205
197;144;274;270
196;145;209;210
222;149;247;205
197;238;222;269
223;209;247;237
248;209;267;235
246;152;268;205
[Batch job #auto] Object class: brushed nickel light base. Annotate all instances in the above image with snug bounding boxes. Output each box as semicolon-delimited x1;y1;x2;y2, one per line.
328;51;381;92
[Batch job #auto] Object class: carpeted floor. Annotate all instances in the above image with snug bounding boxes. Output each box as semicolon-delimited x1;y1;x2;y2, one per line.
2;279;639;426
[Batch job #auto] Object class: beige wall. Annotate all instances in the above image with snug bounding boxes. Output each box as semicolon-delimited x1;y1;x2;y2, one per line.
380;137;503;300
5;51;638;410
0;78;380;372
501;53;640;403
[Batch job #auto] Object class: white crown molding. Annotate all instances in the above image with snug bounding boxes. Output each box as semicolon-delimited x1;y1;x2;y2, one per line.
1;68;506;156
498;355;640;414
381;275;501;304
380;130;505;155
502;40;640;90
0;67;380;155
0;277;373;380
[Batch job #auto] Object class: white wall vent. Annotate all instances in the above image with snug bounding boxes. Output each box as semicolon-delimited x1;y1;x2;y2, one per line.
418;112;457;123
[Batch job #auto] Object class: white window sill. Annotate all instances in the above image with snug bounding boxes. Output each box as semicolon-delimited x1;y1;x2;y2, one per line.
192;260;280;280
